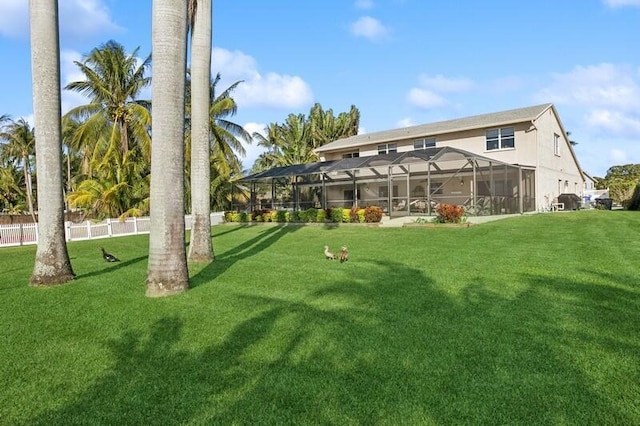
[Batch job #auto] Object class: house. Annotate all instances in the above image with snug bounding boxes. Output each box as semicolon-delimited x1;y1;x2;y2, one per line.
241;103;587;217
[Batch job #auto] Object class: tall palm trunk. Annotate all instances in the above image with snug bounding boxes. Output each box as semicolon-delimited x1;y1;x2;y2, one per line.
147;0;189;297
22;154;36;222
28;0;75;285
188;0;214;262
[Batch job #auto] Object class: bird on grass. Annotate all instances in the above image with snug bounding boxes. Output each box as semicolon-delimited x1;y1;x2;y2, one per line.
324;245;335;260
339;246;349;263
99;247;120;262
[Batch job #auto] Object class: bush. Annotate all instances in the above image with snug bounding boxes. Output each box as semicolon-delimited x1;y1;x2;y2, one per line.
349;207;360;223
434;203;465;223
341;208;351;223
626;183;640;211
364;206;383;223
275;210;290;222
316;209;327;223
328;208;343;223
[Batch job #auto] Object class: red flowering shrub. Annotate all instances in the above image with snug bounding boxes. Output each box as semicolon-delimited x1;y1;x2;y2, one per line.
434;203;465;223
364;206;383;223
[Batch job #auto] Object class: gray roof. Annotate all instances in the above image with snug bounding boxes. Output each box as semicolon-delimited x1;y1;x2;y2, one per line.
315;103;553;153
241;146;513;182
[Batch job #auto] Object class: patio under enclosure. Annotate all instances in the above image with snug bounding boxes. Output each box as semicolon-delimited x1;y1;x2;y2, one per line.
237;147;536;218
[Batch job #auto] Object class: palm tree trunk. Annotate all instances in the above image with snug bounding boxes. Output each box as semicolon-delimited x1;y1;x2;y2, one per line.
28;0;75;285
147;0;189;297
22;156;36;223
188;0;214;262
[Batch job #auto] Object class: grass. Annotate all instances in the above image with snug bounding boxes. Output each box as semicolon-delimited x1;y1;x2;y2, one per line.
0;210;639;425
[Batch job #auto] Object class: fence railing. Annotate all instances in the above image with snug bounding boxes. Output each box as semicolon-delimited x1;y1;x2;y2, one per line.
0;212;224;249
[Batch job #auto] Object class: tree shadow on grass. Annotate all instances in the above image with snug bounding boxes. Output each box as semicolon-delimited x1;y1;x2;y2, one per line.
189;225;301;288
74;255;149;280
25;257;639;424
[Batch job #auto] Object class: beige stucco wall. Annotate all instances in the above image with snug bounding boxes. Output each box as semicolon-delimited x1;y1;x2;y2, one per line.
319;108;585;211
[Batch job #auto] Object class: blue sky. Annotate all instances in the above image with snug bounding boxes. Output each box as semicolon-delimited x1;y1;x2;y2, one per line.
1;0;639;177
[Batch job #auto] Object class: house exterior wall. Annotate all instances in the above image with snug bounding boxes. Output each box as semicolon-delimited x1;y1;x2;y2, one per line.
532;108;584;210
319;105;585;212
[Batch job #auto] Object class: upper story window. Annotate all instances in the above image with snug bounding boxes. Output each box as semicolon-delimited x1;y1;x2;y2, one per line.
342;151;359;159
554;133;560;156
414;137;436;150
378;143;397;154
486;127;515;151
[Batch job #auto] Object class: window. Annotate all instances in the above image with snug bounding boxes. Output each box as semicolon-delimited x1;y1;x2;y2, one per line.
486;127;515;150
378;185;399;198
378;143;397;154
342;151;359;159
414;137;436;150
554;133;560;156
430;182;443;195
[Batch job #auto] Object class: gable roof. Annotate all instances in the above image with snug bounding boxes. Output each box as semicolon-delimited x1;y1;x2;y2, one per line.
315;103;553;153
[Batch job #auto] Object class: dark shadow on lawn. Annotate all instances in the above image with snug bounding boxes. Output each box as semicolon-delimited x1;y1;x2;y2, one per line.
74;255;148;280
26;258;638;425
189;224;301;288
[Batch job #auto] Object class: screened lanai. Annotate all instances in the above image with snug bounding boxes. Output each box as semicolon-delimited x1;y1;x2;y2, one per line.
238;147;536;217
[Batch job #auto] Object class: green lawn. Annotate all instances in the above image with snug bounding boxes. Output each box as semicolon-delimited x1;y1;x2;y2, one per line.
1;210;639;425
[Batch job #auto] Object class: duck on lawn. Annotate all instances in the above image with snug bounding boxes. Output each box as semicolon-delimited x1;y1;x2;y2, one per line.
99;247;120;262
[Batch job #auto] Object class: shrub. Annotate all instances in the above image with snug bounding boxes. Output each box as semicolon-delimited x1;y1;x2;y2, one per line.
364;206;383;223
434;203;465;223
357;208;365;223
341;208;351;223
329;208;343;223
316;209;327;223
626;183;640;211
304;208;319;222
275;210;290;222
349;207;360;223
238;212;250;223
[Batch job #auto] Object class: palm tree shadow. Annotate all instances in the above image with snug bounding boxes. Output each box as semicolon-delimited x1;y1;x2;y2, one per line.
75;255;148;280
189;225;301;288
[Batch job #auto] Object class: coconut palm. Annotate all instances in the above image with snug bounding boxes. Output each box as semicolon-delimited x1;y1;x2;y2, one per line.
0;117;36;220
146;0;189;297
187;0;214;262
28;0;75;285
64;40;151;164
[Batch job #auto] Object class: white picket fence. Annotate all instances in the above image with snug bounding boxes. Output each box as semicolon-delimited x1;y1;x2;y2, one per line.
0;212;224;249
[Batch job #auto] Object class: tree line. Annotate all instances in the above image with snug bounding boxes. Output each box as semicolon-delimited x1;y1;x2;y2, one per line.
4;0;360;296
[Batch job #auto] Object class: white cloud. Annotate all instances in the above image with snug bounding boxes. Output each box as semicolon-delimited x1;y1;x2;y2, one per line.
603;0;640;7
355;0;375;9
406;88;448;108
0;0;27;38
241;122;268;170
0;0;121;39
406;74;474;109
396;117;414;128
59;0;122;39
213;47;313;109
536;63;640;139
417;74;475;93
610;148;627;163
536;63;640;110
585;109;640;138
350;16;390;41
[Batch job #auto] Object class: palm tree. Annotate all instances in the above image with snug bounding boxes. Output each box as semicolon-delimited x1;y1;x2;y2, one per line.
0;117;36;221
185;73;251;210
187;0;214;263
28;0;75;285
146;0;189;297
63;42;153;219
64;40;152;172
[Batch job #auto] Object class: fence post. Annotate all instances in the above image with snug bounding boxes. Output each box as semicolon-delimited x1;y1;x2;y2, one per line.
86;220;91;239
19;223;24;246
65;221;71;242
107;218;113;237
133;216;138;234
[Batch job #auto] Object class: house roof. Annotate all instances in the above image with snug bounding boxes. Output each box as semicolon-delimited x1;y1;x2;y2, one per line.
241;146;515;182
315;103;553;153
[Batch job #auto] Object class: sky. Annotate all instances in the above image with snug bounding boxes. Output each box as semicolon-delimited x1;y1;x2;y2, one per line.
1;0;639;177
